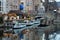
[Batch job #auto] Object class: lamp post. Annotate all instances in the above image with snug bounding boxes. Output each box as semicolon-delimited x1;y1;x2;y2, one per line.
53;9;57;32
53;10;57;20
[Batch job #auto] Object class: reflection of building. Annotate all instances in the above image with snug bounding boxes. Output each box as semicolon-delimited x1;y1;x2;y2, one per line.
0;0;20;14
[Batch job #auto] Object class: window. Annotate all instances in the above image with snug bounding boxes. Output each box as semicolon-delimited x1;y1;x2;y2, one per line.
16;6;17;9
0;1;3;11
0;1;1;6
0;1;2;11
0;7;1;11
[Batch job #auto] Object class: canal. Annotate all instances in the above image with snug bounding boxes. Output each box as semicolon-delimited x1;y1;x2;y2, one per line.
1;18;60;40
36;22;60;40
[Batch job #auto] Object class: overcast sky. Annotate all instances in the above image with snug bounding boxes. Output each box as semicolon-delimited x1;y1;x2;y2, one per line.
42;0;60;2
56;0;60;2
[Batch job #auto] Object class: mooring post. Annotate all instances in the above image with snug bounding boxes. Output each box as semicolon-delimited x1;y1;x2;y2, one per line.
45;30;49;40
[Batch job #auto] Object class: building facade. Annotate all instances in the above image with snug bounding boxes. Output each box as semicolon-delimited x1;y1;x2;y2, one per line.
0;0;4;14
0;0;34;14
20;0;34;14
32;0;42;10
0;0;41;14
0;0;20;14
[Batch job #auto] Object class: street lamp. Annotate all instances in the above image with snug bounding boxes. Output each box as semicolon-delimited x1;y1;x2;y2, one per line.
53;9;57;20
53;9;58;32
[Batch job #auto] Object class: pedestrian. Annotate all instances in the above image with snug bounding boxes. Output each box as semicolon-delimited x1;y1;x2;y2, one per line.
35;4;39;14
19;2;24;12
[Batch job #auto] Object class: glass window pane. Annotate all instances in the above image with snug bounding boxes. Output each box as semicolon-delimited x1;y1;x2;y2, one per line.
0;7;1;11
0;1;1;6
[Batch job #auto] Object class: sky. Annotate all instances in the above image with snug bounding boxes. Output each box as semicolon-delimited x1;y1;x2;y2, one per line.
42;0;60;2
56;0;60;2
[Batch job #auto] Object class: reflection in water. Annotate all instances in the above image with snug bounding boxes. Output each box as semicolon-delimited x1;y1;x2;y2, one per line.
40;24;60;40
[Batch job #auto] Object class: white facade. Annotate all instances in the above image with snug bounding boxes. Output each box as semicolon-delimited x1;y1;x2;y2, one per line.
3;0;7;14
0;0;20;14
0;0;8;14
0;0;34;14
0;0;5;14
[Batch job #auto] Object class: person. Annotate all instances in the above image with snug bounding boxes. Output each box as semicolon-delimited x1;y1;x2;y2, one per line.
19;2;25;18
19;2;24;11
35;5;39;13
